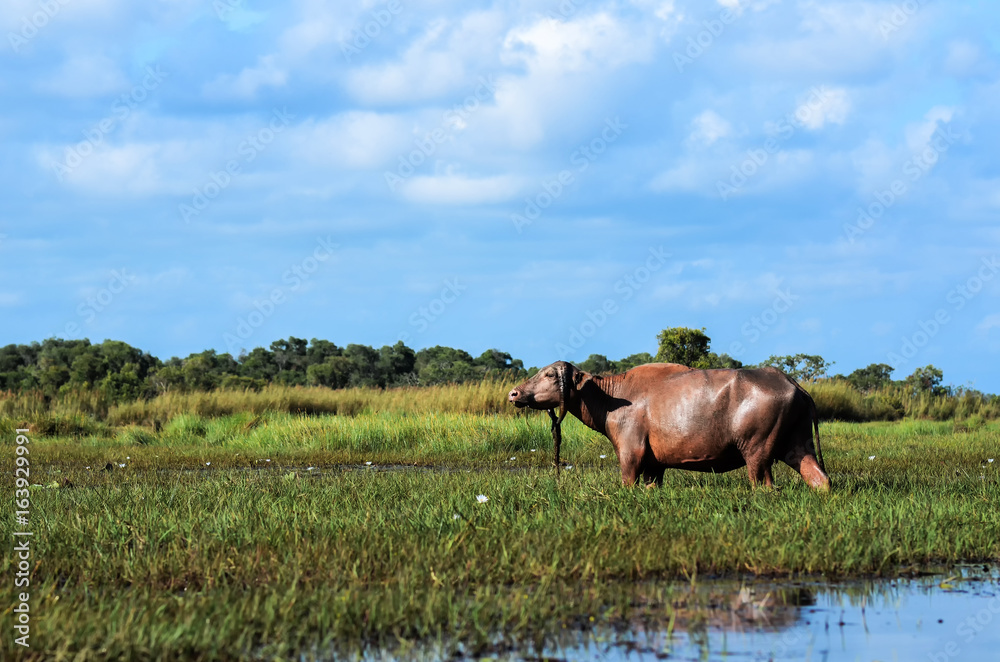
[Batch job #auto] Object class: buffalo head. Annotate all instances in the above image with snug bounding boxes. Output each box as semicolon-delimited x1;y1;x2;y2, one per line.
507;361;590;411
508;361;593;471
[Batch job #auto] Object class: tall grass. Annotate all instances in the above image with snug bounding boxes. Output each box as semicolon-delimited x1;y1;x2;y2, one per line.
0;380;519;437
4;375;999;440
805;381;1000;422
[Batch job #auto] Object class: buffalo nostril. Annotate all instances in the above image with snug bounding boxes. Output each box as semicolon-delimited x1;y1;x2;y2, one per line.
508;390;519;400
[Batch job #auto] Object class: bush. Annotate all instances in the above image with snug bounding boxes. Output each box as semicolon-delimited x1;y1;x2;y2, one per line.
115;425;158;446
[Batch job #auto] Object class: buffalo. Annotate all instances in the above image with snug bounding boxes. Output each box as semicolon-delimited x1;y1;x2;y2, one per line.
508;361;829;490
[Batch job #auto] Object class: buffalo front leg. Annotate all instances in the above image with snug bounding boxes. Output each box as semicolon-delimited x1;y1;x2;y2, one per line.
619;450;642;486
782;450;830;491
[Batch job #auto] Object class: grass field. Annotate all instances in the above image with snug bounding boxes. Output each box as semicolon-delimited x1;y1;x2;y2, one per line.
2;407;999;660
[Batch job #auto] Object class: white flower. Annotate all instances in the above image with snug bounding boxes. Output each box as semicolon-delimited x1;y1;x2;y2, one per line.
869;456;875;460
566;465;574;470
118;463;126;468
307;466;315;471
476;494;489;503
126;456;130;459
265;459;271;462
365;461;373;466
509;456;516;461
452;514;460;520
85;466;90;470
530;449;536;452
989;459;995;463
600;455;607;459
205;462;211;466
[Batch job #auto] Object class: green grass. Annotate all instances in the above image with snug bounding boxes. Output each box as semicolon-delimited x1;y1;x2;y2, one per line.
1;416;998;660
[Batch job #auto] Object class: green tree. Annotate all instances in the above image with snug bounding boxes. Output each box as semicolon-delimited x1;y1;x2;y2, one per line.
306;339;342;365
579;354;614;375
847;363;894;392
70;350;106;386
654;328;742;369
702;353;743;369
239;347;279;382
306;356;354;389
905;365;945;395
98;362;144;400
414;346;472;384
759;354;833;381
614;353;654;371
655;327;711;366
270;337;309;374
378;342;417;384
344;344;382;387
181;350;238;391
148;364;184;393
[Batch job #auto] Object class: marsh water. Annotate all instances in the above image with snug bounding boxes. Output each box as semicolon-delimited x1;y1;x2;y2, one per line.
359;565;1000;661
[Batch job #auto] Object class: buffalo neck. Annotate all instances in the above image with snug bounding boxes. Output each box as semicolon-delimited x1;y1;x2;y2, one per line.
566;373;626;435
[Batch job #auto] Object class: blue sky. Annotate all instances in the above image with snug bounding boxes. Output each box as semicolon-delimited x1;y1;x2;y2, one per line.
2;0;999;390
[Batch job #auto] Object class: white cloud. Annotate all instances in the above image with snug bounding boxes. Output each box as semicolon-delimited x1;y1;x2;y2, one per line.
472;12;656;149
850;137;895;185
344;11;506;105
904;106;956;154
400;174;525;205
203;55;287;101
35;54;126;98
503;12;653;74
976;314;1000;335
649;162;711;193
944;40;982;77
287;111;411;170
796;87;851;130
40;142;184;196
688;110;731;146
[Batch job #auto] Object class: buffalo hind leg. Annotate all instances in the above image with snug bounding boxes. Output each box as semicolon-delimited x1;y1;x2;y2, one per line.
783;451;830;491
642;464;665;488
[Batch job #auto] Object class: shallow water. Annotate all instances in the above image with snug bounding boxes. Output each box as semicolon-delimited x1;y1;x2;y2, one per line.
360;565;1000;661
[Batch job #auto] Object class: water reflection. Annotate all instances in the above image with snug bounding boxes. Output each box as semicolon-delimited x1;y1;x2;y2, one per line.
354;565;999;661
543;565;1000;662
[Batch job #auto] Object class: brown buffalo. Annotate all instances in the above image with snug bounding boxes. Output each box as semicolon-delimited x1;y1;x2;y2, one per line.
508;361;829;490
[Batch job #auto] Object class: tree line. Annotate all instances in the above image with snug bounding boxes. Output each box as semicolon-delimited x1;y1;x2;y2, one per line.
0;338;525;401
0;327;986;402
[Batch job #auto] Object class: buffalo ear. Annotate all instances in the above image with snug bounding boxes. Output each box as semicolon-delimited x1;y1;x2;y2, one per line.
574;370;586;386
